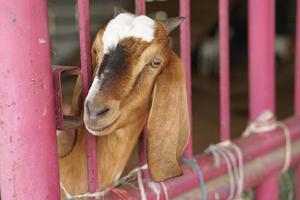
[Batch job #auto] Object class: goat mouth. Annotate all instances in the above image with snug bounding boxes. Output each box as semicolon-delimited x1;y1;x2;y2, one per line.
85;115;120;135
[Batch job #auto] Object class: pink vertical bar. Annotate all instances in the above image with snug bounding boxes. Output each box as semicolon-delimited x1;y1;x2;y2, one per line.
295;0;300;198
180;0;193;158
219;0;230;141
135;0;149;179
135;0;146;15
0;0;60;199
77;0;99;192
248;0;278;199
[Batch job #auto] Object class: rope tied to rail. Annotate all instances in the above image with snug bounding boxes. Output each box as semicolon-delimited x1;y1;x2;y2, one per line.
60;164;148;199
60;164;171;200
242;110;292;172
181;157;207;200
206;140;244;200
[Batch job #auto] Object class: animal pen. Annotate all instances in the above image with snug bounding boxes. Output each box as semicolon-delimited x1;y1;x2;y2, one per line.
1;0;300;199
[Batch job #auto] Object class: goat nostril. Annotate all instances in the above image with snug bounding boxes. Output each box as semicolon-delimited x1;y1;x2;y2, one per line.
96;107;110;116
85;101;110;118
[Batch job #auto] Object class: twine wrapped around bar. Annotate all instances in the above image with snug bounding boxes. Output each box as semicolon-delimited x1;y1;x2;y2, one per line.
242;110;292;172
60;164;147;199
206;140;244;200
60;164;170;200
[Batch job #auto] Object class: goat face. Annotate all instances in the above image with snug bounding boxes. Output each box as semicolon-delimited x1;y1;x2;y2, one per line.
83;9;190;182
84;12;182;136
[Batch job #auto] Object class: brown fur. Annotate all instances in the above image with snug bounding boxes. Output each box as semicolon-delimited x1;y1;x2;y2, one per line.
58;18;189;197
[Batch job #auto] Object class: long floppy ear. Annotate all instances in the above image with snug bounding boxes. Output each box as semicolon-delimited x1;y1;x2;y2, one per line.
147;51;190;182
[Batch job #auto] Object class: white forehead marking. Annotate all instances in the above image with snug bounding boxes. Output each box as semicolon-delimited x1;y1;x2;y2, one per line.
86;76;102;100
102;13;155;53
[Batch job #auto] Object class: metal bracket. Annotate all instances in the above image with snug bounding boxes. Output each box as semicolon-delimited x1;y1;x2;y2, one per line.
52;65;83;130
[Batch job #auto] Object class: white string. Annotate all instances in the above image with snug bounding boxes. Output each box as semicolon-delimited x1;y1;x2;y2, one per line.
206;141;244;200
137;168;147;200
206;144;235;200
242;110;292;172
160;182;169;200
60;164;148;200
148;182;160;200
277;122;292;173
231;143;244;198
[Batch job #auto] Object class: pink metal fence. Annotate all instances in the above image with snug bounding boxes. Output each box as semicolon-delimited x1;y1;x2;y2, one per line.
1;0;300;199
219;0;230;142
0;0;60;199
248;1;278;199
77;0;99;193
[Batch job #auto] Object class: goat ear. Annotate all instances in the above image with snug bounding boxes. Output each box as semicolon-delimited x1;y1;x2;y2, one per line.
114;7;131;16
147;52;190;182
158;17;185;34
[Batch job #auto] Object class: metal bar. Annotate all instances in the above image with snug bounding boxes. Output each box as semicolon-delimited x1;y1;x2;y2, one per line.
0;0;60;199
180;0;193;158
219;0;230;141
105;116;300;199
52;66;83;130
295;0;300;198
135;0;149;178
135;0;146;15
77;0;99;192
248;0;278;199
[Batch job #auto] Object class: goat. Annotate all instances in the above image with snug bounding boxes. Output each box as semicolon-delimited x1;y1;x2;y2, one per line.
58;8;190;196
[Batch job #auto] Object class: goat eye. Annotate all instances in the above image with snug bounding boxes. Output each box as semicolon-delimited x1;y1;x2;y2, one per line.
93;49;97;54
151;58;162;68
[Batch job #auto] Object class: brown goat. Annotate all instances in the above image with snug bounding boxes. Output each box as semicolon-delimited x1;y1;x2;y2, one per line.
58;9;190;196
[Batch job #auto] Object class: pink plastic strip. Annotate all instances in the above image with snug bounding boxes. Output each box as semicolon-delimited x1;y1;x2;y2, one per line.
0;0;60;199
219;0;230;141
248;0;278;199
295;0;300;198
180;0;193;158
77;0;99;192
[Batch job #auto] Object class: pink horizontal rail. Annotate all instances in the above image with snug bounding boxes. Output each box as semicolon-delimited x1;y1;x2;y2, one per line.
0;0;60;199
180;0;193;158
248;0;277;199
105;116;300;199
219;0;230;142
77;0;99;192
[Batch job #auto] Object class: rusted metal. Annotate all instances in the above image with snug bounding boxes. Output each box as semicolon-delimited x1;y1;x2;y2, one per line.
0;0;60;199
77;0;99;193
